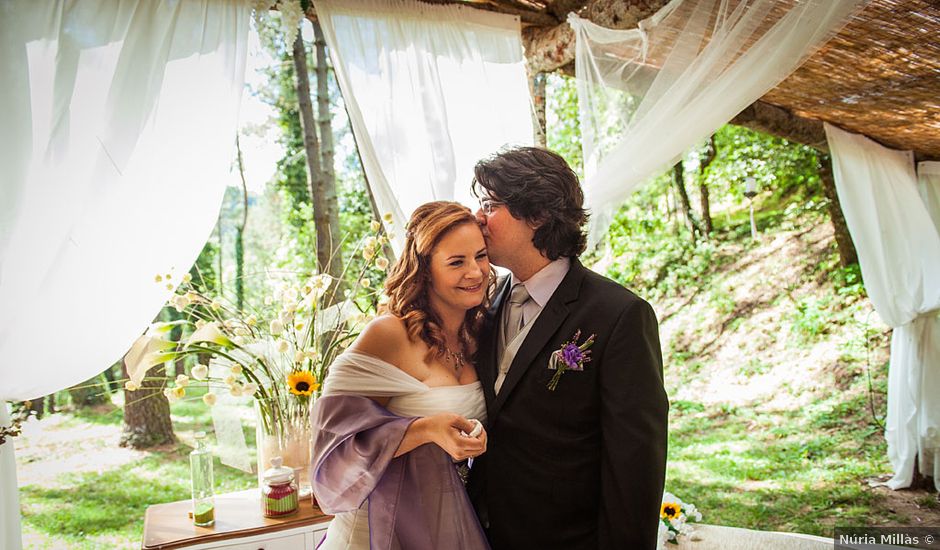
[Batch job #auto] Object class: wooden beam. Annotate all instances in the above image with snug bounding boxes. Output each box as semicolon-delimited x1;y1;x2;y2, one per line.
730;101;829;154
523;0;668;73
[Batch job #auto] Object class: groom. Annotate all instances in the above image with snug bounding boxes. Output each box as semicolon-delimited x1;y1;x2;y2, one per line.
468;147;668;549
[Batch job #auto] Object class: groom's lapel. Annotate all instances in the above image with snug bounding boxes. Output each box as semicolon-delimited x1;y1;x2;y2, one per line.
491;261;585;417
479;276;510;413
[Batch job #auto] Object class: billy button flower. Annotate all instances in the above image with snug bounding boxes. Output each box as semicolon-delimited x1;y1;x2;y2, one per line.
661;501;681;521
287;371;320;396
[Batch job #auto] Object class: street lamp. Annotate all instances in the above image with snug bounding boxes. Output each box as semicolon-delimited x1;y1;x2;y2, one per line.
744;177;758;241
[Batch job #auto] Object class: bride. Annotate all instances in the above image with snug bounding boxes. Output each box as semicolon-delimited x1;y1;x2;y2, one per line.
311;201;493;550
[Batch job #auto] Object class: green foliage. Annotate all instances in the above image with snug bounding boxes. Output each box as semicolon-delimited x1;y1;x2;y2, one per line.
789;295;832;344
546;73;583;176
706;125;821;203
604;174;722;301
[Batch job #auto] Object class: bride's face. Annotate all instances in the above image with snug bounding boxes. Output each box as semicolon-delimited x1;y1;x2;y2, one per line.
426;222;489;316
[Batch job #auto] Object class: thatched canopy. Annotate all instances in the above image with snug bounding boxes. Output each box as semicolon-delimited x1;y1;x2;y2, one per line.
308;0;939;160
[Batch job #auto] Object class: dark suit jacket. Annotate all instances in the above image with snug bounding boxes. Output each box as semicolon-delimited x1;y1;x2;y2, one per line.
468;258;668;550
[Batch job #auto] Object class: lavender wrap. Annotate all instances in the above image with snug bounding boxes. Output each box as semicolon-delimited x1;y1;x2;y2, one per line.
311;394;490;550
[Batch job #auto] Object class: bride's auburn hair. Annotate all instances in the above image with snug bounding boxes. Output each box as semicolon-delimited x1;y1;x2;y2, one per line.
383;201;493;363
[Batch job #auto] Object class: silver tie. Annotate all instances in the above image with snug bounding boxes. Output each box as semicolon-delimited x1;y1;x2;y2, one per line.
502;283;530;345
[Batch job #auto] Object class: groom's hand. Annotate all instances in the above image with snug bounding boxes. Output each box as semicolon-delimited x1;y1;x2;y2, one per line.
427;413;487;461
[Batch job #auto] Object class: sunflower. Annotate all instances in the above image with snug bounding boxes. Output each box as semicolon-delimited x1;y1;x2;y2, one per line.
660;502;681;521
287;371;319;396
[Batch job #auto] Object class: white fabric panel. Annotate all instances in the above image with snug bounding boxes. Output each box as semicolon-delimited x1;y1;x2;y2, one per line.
1;404;22;550
569;0;868;245
918;161;940;234
0;0;251;401
314;0;534;252
825;123;940;491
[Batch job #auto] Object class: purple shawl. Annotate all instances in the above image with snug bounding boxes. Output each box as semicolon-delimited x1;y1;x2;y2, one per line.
311;395;490;550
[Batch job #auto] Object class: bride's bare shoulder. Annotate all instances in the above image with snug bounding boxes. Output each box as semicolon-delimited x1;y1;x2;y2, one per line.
349;314;410;362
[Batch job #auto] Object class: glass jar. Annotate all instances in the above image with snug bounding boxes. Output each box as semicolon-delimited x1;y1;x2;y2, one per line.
261;456;299;518
190;431;215;526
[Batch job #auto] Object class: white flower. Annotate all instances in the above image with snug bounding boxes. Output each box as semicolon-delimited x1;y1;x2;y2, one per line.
242;382;259;396
224;374;237;386
277;339;290;354
270;319;284;335
165;273;172;280
246;315;258;327
191;364;209;380
124;380;140;392
382;212;394;224
277;0;303;47
182;273;192;284
294;350;306;363
375;257;389;271
229;383;244;397
154;274;163;283
361;278;371;289
370;220;381;232
202;393;217;406
195;319;207;329
165;386;185;403
210;299;222;311
175;374;190;387
166;283;174;291
283;286;298;303
230;365;243;376
187;322;233;347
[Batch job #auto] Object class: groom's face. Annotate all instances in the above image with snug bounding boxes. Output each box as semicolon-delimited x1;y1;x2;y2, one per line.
475;196;536;270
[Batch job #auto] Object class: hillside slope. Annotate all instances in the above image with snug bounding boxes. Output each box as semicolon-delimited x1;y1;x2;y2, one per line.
597;205;939;533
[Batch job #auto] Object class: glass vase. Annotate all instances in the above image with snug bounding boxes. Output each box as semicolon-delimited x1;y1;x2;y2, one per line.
255;396;313;500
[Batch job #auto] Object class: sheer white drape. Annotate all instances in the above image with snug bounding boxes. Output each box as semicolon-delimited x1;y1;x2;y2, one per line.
825;123;940;491
918;162;940;234
0;0;251;401
1;405;21;550
0;2;250;543
569;0;868;245
314;0;534;252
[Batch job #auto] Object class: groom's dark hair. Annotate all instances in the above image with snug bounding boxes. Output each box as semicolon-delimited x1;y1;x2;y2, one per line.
472;146;589;260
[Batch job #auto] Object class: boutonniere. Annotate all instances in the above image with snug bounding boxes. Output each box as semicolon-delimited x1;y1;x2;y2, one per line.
547;330;595;391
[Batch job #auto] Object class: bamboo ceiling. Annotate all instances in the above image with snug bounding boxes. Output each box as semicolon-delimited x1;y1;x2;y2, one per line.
459;0;940;158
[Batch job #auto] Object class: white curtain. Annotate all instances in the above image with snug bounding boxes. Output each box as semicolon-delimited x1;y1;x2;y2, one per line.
825;123;940;491
1;405;22;550
0;0;251;401
0;2;250;545
918;162;940;235
314;0;534;252
569;0;868;245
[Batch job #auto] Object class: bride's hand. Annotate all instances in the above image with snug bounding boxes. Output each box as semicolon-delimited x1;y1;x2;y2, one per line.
426;413;486;461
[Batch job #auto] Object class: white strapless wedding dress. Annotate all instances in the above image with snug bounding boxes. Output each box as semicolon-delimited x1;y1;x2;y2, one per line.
317;351;487;550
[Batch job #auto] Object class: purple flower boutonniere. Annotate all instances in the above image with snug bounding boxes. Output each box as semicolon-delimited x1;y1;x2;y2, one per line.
547;330;596;391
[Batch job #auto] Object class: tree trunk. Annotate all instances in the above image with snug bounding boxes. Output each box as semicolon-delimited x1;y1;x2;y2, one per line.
120;358;175;449
818;154;859;267
235;136;249;311
217;210;224;292
313;21;345;306
698;135;717;235
672;161;701;239
67;374;108;408
27;396;45;419
103;362;120;393
530;71;547;147
294;30;344;307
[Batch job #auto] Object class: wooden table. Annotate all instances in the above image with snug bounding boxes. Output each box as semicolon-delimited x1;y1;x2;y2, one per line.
142;489;332;549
